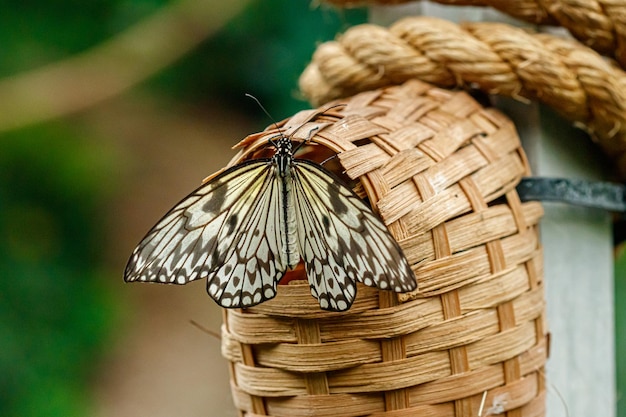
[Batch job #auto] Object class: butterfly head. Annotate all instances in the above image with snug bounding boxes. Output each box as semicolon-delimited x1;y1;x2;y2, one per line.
273;135;294;178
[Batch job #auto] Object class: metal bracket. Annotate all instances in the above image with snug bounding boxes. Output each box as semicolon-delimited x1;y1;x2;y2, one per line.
516;177;626;213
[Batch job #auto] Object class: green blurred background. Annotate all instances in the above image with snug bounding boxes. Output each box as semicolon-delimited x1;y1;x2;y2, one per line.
0;1;623;416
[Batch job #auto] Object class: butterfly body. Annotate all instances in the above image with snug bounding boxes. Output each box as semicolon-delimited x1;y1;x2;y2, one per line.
272;137;299;270
125;135;416;311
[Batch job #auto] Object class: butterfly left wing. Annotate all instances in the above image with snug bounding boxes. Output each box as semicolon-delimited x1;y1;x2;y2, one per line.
124;160;289;308
291;160;417;312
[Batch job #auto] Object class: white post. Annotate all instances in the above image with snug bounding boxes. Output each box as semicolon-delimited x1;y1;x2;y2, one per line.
370;5;616;417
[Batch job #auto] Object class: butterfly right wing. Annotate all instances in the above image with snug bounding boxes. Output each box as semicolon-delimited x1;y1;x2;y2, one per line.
124;159;288;308
291;160;417;312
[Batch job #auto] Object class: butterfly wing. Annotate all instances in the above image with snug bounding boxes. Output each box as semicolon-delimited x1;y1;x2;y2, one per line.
124;159;289;308
291;159;417;311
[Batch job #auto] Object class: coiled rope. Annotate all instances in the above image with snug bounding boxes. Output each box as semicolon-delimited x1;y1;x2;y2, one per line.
300;14;626;175
322;0;626;67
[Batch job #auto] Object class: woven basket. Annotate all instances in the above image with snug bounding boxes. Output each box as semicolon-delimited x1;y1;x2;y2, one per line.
221;80;547;416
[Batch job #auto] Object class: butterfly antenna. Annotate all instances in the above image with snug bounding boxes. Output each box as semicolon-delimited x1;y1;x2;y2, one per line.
245;93;282;131
245;93;286;148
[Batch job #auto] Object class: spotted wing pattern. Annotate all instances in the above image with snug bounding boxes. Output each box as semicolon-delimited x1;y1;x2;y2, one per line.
291;160;417;311
124;160;289;308
125;146;417;312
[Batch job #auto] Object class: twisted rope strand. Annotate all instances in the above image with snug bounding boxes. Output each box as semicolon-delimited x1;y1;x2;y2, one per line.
299;17;626;172
321;0;626;68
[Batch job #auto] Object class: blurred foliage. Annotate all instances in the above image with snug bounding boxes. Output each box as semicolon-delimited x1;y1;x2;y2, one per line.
151;0;367;119
0;1;365;416
0;123;122;417
0;0;169;75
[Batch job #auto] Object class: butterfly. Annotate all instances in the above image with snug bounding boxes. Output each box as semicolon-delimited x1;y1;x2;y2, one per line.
124;133;417;311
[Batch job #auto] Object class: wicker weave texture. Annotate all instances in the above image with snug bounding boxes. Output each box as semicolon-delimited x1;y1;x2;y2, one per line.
222;80;547;417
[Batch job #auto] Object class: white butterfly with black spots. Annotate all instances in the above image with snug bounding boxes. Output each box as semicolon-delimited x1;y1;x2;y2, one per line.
124;135;417;311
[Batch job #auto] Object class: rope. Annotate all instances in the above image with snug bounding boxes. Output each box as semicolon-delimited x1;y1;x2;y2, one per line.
299;17;626;175
322;0;626;68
